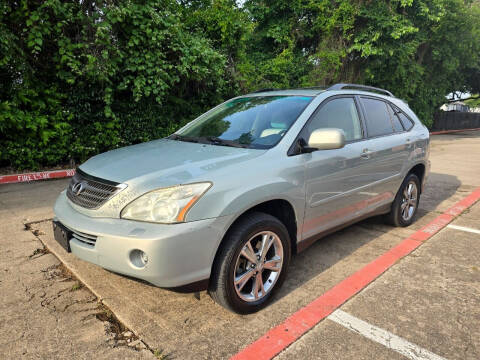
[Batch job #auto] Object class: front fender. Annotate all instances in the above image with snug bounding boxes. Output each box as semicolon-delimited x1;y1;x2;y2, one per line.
221;183;304;221
187;179;305;225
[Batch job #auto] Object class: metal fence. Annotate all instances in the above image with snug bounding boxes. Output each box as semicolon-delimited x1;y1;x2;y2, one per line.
432;111;480;131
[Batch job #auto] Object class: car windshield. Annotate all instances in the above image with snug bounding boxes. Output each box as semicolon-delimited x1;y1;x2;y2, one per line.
172;96;312;149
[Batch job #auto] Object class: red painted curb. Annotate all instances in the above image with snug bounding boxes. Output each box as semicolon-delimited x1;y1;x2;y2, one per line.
430;127;480;135
231;187;480;360
0;169;75;184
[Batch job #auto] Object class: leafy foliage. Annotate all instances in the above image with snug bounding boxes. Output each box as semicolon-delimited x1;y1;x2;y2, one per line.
0;0;232;168
241;0;480;125
1;0;479;169
464;95;480;108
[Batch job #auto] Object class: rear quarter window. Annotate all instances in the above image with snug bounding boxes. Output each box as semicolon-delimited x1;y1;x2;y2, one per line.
398;112;414;130
391;104;414;131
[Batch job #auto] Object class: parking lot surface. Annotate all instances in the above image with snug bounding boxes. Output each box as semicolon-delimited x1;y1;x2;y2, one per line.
277;202;480;360
1;130;479;359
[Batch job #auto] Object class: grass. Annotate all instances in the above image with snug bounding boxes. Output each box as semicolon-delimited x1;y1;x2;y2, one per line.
153;349;168;359
71;282;83;291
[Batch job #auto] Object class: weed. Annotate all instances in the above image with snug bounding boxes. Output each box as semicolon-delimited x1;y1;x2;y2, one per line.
153;349;168;359
71;282;83;291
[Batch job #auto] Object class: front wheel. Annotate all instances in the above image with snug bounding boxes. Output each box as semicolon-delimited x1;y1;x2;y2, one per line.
385;173;420;227
209;212;291;314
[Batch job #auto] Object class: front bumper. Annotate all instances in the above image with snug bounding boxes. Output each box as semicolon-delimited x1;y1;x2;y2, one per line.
53;192;234;288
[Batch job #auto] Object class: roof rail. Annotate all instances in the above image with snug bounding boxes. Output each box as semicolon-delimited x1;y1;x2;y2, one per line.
298;86;328;90
327;83;394;97
252;88;277;93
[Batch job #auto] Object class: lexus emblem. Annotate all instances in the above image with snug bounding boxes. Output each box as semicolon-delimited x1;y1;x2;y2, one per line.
72;181;86;196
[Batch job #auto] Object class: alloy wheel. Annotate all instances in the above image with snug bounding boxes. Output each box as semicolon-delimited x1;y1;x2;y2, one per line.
401;181;418;221
233;231;284;302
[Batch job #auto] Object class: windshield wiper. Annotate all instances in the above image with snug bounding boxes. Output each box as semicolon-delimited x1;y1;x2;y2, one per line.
206;136;249;148
169;134;248;148
169;134;200;143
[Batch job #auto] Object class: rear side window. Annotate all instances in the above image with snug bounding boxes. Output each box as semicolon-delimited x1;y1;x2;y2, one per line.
307;97;363;141
361;97;395;137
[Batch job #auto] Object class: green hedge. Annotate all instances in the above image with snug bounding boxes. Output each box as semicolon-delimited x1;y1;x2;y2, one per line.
1;0;479;170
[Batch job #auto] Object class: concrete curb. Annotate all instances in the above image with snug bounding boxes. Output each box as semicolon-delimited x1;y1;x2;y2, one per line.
430;127;480;135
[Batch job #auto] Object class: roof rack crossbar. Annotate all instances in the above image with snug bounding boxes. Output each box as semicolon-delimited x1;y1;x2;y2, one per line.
298;86;328;90
327;83;394;97
252;88;277;93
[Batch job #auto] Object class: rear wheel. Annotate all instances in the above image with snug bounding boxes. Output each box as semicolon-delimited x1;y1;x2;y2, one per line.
209;212;291;314
385;173;420;227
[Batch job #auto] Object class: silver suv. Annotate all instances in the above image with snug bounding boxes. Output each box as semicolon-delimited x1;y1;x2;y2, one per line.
53;84;430;314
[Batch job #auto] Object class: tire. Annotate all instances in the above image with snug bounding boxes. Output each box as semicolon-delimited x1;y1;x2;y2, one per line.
208;212;291;314
385;173;421;227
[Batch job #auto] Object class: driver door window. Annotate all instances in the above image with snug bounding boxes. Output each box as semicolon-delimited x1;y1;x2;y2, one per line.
307;97;363;141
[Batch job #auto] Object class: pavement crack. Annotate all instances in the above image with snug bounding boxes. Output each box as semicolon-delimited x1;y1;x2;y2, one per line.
74;306;101;315
59;300;81;313
28;246;49;259
23;218;53;230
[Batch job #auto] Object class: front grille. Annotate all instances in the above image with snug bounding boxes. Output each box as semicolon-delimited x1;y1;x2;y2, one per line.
66;169;125;209
70;228;97;247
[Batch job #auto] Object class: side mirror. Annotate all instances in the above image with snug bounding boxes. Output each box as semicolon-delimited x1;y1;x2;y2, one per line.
307;128;346;151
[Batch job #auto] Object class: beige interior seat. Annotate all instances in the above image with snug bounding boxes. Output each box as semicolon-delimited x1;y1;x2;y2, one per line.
260;128;284;137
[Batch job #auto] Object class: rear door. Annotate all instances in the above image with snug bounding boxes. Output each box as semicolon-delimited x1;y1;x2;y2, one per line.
358;96;411;203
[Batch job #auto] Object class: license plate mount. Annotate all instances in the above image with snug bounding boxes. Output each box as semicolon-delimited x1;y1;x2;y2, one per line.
52;221;72;253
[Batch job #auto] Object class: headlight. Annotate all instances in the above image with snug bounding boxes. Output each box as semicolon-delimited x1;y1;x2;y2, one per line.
120;182;211;223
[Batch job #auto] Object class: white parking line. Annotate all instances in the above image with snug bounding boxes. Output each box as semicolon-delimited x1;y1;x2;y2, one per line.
447;224;480;235
328;309;447;360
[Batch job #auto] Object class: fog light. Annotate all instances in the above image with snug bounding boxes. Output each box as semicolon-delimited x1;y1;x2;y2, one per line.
141;252;148;264
130;249;148;268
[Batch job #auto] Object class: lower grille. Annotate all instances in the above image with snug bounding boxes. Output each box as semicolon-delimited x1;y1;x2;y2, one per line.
69;227;97;247
66;169;126;209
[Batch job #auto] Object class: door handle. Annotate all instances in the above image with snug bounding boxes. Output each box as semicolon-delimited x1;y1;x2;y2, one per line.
406;138;411;143
361;148;372;159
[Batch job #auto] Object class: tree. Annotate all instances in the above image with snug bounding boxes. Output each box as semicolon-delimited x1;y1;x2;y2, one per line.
240;0;480;125
1;0;479;169
0;0;238;168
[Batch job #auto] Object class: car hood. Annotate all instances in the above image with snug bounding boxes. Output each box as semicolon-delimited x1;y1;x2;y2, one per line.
79;139;266;185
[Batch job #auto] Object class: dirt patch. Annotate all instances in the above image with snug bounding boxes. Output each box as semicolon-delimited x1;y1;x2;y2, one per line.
95;304;149;351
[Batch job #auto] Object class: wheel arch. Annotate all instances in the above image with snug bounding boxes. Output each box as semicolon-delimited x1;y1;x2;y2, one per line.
210;198;299;282
407;162;426;193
